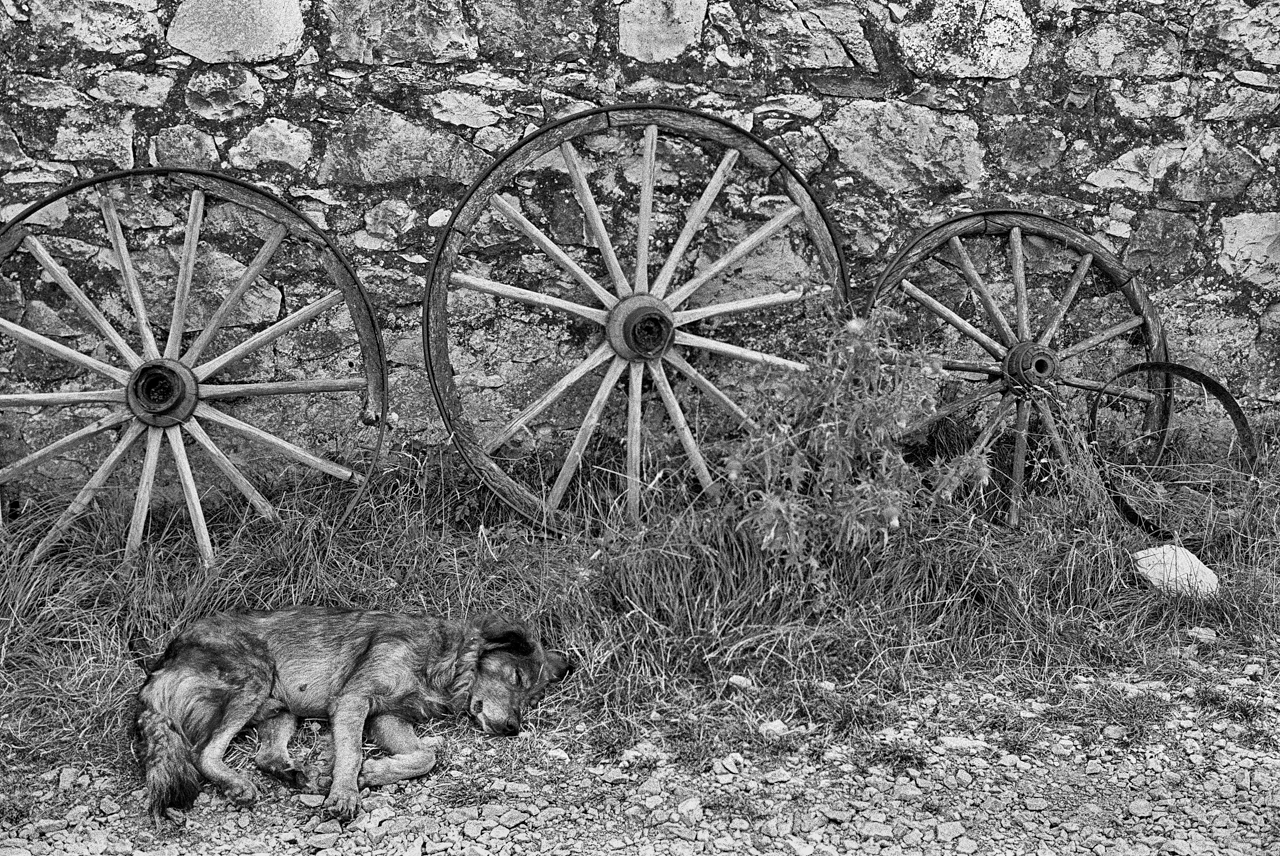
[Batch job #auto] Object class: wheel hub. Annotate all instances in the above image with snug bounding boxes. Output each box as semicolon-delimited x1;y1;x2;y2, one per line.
127;359;199;427
1003;342;1059;390
606;294;675;361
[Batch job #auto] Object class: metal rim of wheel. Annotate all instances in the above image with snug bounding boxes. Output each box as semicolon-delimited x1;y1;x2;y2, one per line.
0;167;388;564
866;209;1171;526
424;104;849;532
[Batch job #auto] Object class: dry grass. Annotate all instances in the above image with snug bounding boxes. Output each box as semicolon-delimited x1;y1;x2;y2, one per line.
2;325;1277;777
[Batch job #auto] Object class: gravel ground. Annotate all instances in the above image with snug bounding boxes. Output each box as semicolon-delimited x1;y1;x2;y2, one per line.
2;655;1277;856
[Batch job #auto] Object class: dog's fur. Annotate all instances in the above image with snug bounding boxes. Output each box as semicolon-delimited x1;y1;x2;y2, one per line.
135;607;571;822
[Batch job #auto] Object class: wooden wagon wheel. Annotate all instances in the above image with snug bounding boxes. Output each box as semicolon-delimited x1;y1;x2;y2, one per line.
425;104;848;531
0;168;387;564
867;210;1170;525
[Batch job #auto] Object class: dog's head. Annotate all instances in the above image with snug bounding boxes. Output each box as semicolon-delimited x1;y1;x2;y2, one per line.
464;615;571;736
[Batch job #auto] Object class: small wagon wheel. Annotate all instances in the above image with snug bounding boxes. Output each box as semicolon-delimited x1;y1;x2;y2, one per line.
0;168;387;564
867;210;1170;525
425;104;847;531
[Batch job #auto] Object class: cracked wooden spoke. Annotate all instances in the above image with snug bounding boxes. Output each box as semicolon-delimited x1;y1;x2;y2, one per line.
1059;376;1156;404
633;124;658;295
184;416;279;522
560;141;631;298
904;379;1005;437
194;290;345;381
31;419;146;563
873;348;1002;378
651;149;739;299
625;361;643;521
649;360;714;491
166;425;213;564
666;205;802;310
664;349;754;430
99;195;159;359
1010;226;1030;341
453;272;608;325
0;316;131;384
484;344;614;454
547;356;627;512
165;189;205;360
0;411;132;485
970;393;1017;458
673;330;808;372
1033;398;1073;471
195;403;361;483
125;427;163;562
0;388;126;407
900;279;1006;360
1006;399;1031;527
949;236;1016;347
183;224;288;365
1036;253;1093;347
673;290;806;326
22;235;142;369
1057;316;1145;361
199;378;367;400
489;195;617;309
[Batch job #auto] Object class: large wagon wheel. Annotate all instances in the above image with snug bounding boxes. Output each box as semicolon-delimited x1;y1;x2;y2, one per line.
867;210;1170;525
0;168;387;564
425;104;847;531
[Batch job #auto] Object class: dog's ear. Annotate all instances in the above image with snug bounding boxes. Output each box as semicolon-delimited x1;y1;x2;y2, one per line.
475;615;536;657
543;650;573;683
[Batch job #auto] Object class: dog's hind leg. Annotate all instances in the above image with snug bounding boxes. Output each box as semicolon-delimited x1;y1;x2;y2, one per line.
358;715;439;788
196;686;267;806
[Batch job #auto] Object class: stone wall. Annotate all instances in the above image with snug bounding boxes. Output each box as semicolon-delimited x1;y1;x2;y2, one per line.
1;0;1277;460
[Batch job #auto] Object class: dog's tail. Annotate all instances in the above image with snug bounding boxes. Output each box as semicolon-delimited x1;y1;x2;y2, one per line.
135;677;202;822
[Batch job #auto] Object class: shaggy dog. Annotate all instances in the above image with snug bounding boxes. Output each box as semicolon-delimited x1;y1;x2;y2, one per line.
135;607;571;821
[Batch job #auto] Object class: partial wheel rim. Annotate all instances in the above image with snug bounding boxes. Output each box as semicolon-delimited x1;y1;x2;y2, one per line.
425;104;848;531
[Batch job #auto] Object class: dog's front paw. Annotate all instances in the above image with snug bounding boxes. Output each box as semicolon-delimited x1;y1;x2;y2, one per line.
223;777;259;807
323;787;360;821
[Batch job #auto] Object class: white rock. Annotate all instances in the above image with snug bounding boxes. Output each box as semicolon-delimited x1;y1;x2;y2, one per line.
90;70;175;107
28;0;162;54
1133;545;1220;598
822;101;984;193
167;0;303;63
897;0;1032;79
1217;213;1280;290
185;65;265;121
619;0;707;63
228;118;313;170
1066;13;1183;78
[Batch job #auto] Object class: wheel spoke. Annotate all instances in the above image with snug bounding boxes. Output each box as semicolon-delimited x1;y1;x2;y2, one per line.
22;235;142;368
166;425;214;565
125;427;163;562
0;410;132;485
560;141;631;298
1057;316;1145;361
199;377;367;400
1059;376;1156;404
633;125;659;295
970;393;1017;457
452;272;608;325
1036;253;1093;347
182;223;288;365
0;316;131;384
651;149;739;299
99;195;160;359
625;361;643;521
1006;398;1030;526
673;289;806;326
484;343;614;454
0;388;126;407
184;416;279;522
903;379;1005;437
547;356;627;512
194;402;362;483
489;195;618;310
873;347;1002;378
648;360;714;490
900;279;1006;360
663;349;755;430
165;189;205;359
666;205;802;310
194;290;345;381
673;330;807;372
31;419;146;562
1010;227;1030;341
1032;398;1073;471
949;236;1016;347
